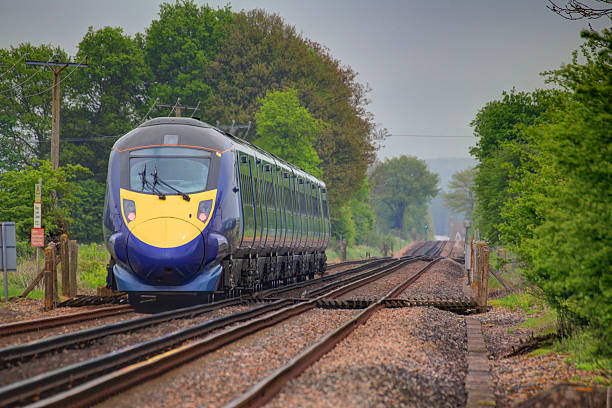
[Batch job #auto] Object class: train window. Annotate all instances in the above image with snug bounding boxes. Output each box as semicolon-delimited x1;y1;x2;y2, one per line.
129;147;210;194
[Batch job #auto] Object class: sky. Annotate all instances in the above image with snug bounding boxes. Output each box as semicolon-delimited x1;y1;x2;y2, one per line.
0;0;606;160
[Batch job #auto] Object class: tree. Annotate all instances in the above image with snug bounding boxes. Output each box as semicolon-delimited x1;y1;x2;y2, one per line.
349;177;376;245
63;26;151;180
470;89;560;244
443;167;476;218
370;156;439;240
547;0;612;19
501;27;612;364
253;88;324;177
0;44;67;167
0;161;89;242
144;0;233;112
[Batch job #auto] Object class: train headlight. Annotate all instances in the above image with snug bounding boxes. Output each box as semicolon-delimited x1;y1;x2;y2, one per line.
123;199;136;222
197;200;213;223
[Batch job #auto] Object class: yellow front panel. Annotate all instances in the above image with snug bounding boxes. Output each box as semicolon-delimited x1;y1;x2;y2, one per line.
120;188;217;248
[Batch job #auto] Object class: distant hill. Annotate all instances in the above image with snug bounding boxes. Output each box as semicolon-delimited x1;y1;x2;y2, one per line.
425;157;475;236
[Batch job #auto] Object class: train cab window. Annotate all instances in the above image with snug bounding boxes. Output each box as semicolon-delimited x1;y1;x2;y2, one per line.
129;147;211;194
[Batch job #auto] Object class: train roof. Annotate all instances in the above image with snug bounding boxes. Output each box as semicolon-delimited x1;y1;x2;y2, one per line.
113;117;325;187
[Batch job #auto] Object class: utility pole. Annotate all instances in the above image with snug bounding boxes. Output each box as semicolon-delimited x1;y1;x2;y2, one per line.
25;56;88;169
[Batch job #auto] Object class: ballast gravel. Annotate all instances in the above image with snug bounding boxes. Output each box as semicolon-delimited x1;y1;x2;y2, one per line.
337;260;429;300
96;308;358;408
0;311;146;348
269;307;468;408
0;304;252;386
398;258;466;299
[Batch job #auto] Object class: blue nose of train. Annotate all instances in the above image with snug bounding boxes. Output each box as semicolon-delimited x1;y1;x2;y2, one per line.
126;219;205;286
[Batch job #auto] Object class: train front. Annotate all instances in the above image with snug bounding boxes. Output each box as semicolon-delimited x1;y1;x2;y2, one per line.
103;118;237;298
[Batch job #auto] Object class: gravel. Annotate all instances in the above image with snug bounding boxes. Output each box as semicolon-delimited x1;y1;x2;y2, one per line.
336;261;429;300
0;298;122;324
268;307;468;408
0;311;146;348
398;258;465;299
0;304;253;386
96;309;359;408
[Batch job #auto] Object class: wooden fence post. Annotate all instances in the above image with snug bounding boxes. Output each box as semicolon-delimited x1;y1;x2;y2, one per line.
60;234;69;296
69;240;78;297
44;244;56;311
478;244;490;307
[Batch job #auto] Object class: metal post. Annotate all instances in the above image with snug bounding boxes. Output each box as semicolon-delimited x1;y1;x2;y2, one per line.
2;223;7;302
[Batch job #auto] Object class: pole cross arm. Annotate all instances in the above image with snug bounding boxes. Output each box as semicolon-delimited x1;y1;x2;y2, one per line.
25;60;88;69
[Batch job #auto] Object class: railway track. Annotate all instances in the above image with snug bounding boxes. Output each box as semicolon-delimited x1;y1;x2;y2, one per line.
0;256;428;407
0;305;132;337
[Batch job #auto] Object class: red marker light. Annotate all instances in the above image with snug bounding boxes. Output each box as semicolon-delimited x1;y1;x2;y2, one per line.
198;212;207;222
127;212;136;221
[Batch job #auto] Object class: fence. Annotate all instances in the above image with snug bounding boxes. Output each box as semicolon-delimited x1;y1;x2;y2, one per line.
464;238;490;307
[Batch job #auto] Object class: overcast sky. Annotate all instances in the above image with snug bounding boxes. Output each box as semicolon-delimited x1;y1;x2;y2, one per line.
0;0;605;160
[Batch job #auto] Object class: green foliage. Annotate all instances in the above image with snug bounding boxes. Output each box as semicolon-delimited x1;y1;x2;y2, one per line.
494;27;612;363
490;292;545;313
202;9;378;212
443;167;476;218
64;26;151;179
0;43;64;166
470;89;560;244
254;88;324;177
0;160;89;242
144;1;233;110
331;204;356;244
78;243;108;289
349;177;376;244
70;180;105;243
370;156;439;240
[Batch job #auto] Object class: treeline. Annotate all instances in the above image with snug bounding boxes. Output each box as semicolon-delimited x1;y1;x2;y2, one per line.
470;27;611;366
0;1;379;243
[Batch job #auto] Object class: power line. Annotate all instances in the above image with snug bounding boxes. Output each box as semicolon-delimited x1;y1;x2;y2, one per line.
20;57;88;99
0;53;26;80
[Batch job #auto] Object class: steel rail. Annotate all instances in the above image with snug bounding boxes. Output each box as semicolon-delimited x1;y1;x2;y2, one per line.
256;258;391;298
0;297;242;366
227;256;443;408
8;257;418;408
0;259;391;366
0;305;132;337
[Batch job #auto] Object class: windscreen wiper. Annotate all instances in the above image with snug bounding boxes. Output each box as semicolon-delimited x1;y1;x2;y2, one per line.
152;166;190;201
139;164;166;199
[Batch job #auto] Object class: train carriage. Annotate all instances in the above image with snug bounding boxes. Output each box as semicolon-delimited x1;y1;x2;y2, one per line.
103;117;330;301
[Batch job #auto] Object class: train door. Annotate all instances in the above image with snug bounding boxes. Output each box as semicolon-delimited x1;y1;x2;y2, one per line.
254;157;265;249
234;153;244;248
264;163;276;247
238;153;256;250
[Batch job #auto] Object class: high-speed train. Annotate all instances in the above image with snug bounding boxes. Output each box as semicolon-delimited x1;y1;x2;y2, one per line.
103;117;330;302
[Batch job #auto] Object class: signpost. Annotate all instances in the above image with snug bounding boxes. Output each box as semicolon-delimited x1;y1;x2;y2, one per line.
33;178;43;283
1;222;17;302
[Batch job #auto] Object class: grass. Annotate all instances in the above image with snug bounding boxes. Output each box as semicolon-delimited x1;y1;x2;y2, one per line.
490;291;545;314
0;242;109;301
326;237;412;263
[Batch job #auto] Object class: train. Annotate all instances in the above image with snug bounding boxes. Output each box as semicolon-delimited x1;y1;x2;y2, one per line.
103;117;331;303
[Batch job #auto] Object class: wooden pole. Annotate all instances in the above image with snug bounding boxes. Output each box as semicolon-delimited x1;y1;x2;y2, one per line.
69;240;78;297
44;245;55;311
60;234;69;296
51;70;60;169
480;245;490;307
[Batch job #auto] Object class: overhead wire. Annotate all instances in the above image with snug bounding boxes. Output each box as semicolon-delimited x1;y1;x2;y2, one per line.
0;53;26;80
18;56;88;99
0;56;53;95
138;97;159;126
